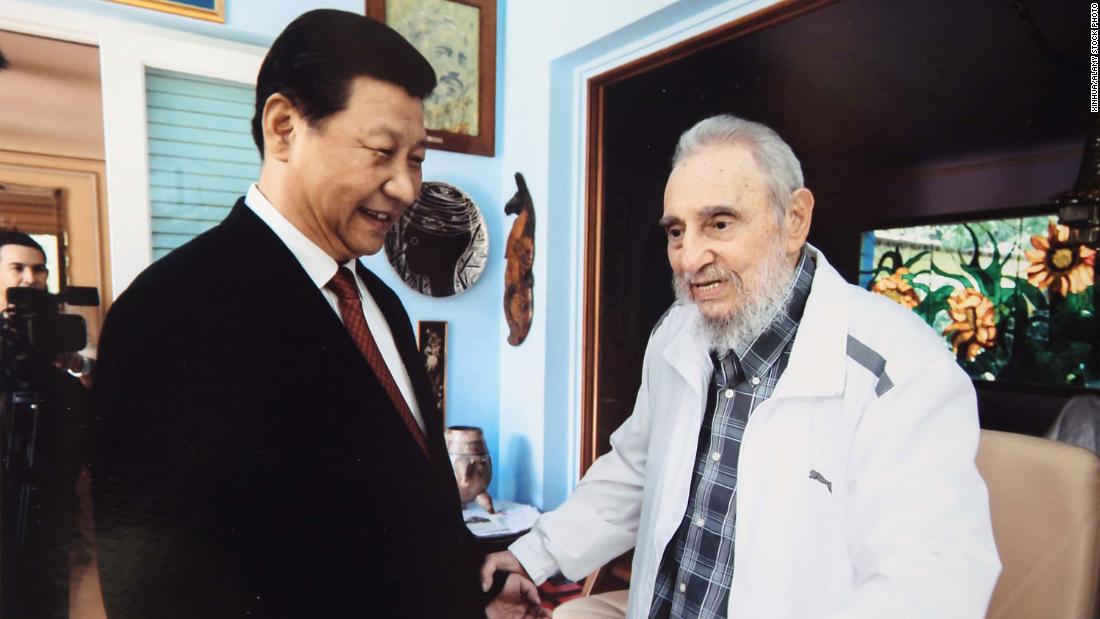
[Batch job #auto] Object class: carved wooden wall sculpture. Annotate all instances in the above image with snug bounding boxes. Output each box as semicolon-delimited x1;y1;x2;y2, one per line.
503;172;535;345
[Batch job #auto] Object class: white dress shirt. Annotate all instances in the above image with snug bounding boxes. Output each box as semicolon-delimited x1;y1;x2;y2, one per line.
244;184;425;432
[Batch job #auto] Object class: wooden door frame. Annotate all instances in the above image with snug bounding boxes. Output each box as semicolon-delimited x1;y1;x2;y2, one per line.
579;0;836;474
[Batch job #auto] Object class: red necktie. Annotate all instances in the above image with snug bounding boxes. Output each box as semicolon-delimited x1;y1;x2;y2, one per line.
326;267;430;459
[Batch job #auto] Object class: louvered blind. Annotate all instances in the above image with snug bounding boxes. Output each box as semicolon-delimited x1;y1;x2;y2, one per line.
146;69;259;260
0;182;62;236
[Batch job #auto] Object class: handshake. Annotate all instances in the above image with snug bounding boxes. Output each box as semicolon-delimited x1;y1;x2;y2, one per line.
483;551;552;619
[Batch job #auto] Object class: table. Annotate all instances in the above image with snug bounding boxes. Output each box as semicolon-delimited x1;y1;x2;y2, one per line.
463;499;539;553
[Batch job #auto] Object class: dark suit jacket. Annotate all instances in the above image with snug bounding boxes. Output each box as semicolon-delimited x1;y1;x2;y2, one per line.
90;200;486;618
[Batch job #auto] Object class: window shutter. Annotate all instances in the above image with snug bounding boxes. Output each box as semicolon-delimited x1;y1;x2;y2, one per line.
146;69;259;261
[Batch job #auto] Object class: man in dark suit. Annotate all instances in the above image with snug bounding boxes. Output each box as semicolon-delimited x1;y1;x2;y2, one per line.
90;10;547;618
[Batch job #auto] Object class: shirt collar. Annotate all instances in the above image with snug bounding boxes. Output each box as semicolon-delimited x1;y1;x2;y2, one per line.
244;184;352;288
731;248;816;381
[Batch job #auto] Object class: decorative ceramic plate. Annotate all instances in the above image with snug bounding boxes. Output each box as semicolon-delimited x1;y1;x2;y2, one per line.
385;181;489;297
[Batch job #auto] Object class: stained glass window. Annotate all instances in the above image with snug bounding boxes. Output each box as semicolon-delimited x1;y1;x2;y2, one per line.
860;214;1097;388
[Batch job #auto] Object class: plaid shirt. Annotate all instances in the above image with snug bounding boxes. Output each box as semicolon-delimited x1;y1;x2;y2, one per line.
649;250;816;619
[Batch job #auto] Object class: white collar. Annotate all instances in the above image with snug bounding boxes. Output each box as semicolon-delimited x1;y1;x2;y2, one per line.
773;245;848;398
244;184;352;289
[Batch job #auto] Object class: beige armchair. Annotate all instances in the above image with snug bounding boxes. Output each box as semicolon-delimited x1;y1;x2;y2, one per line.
554;430;1100;618
978;429;1100;619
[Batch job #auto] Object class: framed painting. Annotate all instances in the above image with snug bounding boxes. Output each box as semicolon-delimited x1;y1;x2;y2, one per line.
107;0;226;23
417;320;448;419
366;0;496;156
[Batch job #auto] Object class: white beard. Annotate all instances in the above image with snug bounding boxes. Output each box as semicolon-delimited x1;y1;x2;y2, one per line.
673;240;796;355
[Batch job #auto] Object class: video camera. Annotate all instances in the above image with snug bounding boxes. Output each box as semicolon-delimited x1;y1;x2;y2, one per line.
0;285;99;616
0;286;99;389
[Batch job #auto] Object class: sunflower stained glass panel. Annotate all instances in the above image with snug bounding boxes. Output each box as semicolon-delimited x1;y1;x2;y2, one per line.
860;215;1097;388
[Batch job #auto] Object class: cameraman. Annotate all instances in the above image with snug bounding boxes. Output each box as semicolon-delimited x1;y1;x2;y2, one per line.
0;231;94;379
0;229;92;618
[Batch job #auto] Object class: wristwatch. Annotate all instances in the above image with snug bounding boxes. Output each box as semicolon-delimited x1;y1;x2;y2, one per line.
67;354;94;378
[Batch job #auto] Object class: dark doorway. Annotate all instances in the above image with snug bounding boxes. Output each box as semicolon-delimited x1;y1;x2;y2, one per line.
582;0;1087;471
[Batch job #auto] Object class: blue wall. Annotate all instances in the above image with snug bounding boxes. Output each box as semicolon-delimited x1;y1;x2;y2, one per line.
521;0;762;510
366;1;507;498
362;146;504;497
34;0;508;497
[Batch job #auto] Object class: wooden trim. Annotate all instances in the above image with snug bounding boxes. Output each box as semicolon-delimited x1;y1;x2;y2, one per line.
870;147;1083;183
0;150;113;343
579;0;835;475
861;202;1061;232
591;0;835;89
0;182;65;285
580;79;606;475
367;0;497;157
57;189;70;294
974;379;1100;399
0;182;61;207
579;565;605;598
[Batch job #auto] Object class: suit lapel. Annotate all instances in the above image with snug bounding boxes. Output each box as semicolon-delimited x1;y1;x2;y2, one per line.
220;199;365;366
222;201;439;471
356;263;446;451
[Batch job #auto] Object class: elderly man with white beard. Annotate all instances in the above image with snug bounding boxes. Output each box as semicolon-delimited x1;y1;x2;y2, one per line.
481;115;1001;619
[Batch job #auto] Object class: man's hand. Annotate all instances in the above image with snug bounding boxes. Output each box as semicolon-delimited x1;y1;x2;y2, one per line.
481;550;530;591
54;351;84;374
53;351;93;384
485;572;551;619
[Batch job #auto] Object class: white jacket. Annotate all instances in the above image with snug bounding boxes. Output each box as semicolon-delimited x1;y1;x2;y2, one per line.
511;247;1001;618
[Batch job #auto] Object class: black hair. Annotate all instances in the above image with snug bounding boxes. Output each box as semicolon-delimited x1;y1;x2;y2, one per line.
251;9;437;157
0;230;45;262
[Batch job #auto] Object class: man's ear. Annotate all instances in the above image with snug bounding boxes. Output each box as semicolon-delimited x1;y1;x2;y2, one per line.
785;187;814;255
261;93;300;163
